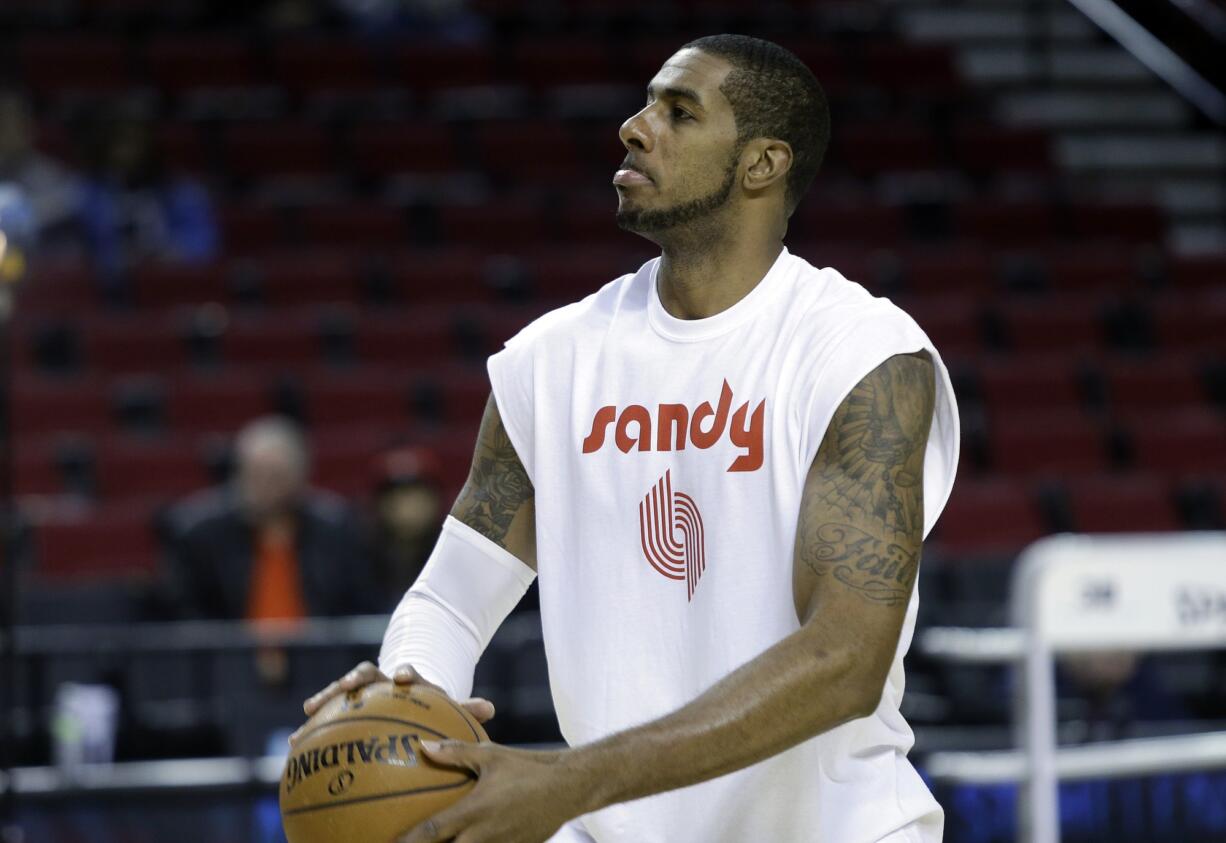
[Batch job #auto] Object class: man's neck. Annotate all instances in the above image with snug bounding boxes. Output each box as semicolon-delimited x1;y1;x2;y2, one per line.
656;233;784;321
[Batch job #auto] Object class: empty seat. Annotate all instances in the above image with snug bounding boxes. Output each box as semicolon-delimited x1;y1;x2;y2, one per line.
356;315;457;367
931;479;1048;555
1063;474;1181;533
1152;293;1226;353
18;259;98;314
219;204;290;253
995;296;1104;352
1170;255;1226;290
20;35;131;94
1045;247;1141;292
394;43;496;92
220;317;321;367
256;253;363;306
393;252;489;304
35;505;159;578
304;371;413;427
863;43;960;93
349;123;460;178
145;35;259;92
900;297;983;356
901;246;994;295
793;203;903;245
297;203;408;249
131;261;230;309
222;123;335;180
978;357;1085;414
82;316;189;373
1102;356;1207;412
165;375;273;433
437;200;550;248
94;440;210;500
526;252;639;300
1071;202;1163;245
989;413;1109;476
1125;410;1226;476
510;38;615;86
272;38;383;96
473;122;584;185
953;124;1052;178
13;379;112;437
838;123;941;177
955;201;1059;246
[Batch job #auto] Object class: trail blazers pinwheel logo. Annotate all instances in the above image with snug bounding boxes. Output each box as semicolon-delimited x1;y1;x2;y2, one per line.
638;470;706;601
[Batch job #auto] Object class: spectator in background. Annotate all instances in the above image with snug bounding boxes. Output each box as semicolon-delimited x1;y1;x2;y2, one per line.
159;416;375;623
78;109;218;293
0;90;83;254
370;447;444;606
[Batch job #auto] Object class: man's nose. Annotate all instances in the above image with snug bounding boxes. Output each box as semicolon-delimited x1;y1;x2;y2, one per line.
619;108;653;153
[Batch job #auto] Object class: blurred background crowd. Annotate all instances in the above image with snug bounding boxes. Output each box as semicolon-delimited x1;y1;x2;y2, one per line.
0;0;1223;840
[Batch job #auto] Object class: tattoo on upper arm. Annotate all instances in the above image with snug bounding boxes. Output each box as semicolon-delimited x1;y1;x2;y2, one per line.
453;398;534;548
799;353;935;607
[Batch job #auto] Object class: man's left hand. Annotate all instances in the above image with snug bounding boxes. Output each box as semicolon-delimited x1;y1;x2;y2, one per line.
396;741;592;843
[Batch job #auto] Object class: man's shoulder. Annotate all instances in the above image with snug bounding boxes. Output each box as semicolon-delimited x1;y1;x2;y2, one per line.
167;487;240;538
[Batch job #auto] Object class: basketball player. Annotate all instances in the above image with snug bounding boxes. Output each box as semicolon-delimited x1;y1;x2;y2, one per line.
296;34;959;842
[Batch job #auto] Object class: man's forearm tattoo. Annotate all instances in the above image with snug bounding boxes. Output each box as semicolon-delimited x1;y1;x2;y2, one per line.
803;522;919;606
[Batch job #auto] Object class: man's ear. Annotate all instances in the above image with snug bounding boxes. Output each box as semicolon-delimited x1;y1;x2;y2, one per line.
742;138;793;195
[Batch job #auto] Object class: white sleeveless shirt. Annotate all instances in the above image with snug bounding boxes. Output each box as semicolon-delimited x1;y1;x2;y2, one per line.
487;248;960;843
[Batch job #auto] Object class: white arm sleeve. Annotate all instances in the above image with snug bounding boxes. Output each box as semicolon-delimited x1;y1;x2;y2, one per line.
378;515;537;700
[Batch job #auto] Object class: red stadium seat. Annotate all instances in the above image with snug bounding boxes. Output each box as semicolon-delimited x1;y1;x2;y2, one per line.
13;378;112;438
297;203;408;249
863;44;961;94
256;252;363;306
272;38;383;96
130;261;229;309
952;125;1053;178
94;439;211;500
35;505;160;578
1152;292;1226;353
1170;255;1226;290
392;251;489;305
303;370;413;427
437;199;551;248
165;375;273;433
1063;474;1181;533
145;35;259;92
1102;356;1208;413
995;296;1104;352
222;123;336;180
955;201;1058;246
838;123;941;177
526;251;640;300
356;314;457;367
473;122;585;185
793;203;903;246
900;297;983;356
349;123;461;178
510;37;616;86
931;478;1048;555
1125;410;1226;476
1045;247;1142;292
394;43;496;92
220;316;322;367
900;245;994;295
989;412;1110;476
979;357;1085;415
15;448;63;497
219;203;291;253
20;35;131;94
81;316;189;374
155;122;210;175
1071;202;1164;245
19;259;99;313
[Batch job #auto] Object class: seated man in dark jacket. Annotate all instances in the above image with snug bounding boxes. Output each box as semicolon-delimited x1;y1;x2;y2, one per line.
161;416;376;621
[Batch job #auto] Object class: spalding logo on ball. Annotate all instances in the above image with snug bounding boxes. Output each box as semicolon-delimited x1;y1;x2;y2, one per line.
280;682;489;843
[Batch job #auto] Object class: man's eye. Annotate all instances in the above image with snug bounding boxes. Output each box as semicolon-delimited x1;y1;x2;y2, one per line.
672;107;692;121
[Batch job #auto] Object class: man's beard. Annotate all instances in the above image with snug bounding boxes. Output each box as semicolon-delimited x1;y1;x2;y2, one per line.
616;155;738;235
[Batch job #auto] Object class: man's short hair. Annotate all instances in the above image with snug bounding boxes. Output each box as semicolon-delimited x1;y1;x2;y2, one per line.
681;34;830;216
237;415;310;477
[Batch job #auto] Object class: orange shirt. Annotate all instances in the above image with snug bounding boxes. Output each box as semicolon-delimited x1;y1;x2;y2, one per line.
246;521;306;621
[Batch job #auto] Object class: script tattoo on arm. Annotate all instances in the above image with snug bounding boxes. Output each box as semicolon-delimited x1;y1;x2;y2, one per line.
796;352;935;610
452;396;535;551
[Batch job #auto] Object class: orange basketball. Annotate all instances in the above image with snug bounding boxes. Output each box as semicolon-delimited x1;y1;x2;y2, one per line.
280;681;488;843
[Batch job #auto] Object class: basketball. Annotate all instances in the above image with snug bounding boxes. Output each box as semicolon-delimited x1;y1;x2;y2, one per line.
280;682;489;843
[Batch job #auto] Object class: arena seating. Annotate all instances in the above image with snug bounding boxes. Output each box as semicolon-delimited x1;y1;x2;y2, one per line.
4;2;1222;603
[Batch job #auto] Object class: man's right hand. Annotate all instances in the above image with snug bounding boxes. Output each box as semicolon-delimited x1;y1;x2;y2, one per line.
289;661;496;746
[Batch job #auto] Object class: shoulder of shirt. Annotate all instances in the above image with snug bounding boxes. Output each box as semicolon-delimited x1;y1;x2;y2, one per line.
783;251;923;336
498;260;651;352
